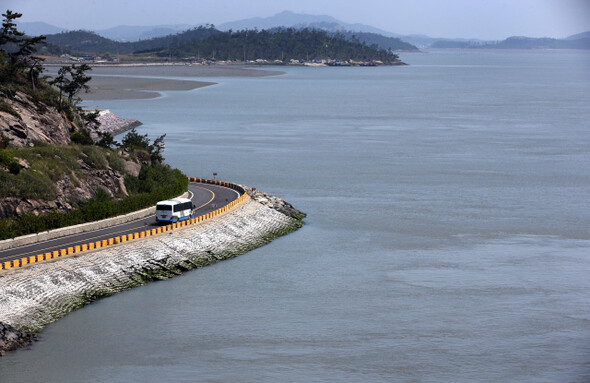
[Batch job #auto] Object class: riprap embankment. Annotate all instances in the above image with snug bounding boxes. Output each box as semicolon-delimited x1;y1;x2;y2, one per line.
0;191;305;355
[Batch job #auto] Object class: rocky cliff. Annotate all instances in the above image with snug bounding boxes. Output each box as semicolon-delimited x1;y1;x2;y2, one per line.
0;92;141;219
0;91;72;147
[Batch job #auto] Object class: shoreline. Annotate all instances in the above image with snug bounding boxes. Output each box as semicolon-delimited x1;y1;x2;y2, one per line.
0;189;305;355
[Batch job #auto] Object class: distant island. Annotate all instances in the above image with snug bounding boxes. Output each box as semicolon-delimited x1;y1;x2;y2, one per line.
431;34;590;50
38;27;408;66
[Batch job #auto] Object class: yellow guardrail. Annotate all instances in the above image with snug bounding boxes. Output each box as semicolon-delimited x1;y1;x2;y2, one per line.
0;178;248;271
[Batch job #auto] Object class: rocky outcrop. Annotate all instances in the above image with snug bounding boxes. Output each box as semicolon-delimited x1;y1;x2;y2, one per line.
0;323;37;356
0;91;145;220
0;167;128;219
0;196;305;355
0;91;72;147
0;94;141;146
0;96;136;219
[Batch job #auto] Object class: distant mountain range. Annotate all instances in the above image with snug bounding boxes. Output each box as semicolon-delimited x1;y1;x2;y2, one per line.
17;22;192;42
564;31;590;41
18;11;590;50
16;21;68;36
218;11;390;35
96;25;194;41
431;35;590;50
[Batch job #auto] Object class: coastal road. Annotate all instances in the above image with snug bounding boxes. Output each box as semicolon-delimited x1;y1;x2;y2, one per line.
0;182;241;264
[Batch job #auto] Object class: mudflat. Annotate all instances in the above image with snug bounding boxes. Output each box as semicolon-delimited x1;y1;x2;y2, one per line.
88;64;283;78
82;76;215;100
46;64;284;100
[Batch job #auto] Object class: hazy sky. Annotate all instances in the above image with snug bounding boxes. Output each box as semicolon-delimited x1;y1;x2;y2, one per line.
4;0;590;39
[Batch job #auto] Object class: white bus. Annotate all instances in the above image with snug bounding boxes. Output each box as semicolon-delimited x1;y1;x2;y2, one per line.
155;198;195;223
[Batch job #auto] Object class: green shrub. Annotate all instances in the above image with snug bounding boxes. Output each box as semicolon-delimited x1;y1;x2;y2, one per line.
97;132;118;149
125;163;185;194
8;161;20;174
0;148;12;165
121;127;150;151
70;130;94;145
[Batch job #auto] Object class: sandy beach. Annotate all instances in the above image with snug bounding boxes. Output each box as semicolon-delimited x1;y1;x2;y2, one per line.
45;64;284;100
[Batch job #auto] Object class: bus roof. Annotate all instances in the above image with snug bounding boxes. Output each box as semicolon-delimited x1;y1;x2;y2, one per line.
156;198;192;205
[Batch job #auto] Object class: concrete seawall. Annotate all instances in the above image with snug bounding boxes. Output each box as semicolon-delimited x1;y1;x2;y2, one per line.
0;195;304;355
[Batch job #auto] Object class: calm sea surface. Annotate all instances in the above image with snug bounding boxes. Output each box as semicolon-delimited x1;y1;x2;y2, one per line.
1;50;590;382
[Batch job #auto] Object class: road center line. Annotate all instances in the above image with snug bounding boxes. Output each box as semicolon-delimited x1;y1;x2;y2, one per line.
1;183;229;260
190;184;216;208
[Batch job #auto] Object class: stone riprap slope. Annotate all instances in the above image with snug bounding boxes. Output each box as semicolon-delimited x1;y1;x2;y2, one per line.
92;110;142;138
0;197;304;355
247;188;306;220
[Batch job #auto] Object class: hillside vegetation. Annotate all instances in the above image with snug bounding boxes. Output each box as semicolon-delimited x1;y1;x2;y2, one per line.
0;10;187;239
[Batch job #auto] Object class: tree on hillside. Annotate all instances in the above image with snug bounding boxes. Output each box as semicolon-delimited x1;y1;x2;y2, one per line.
50;63;92;108
121;128;166;164
149;133;166;163
27;56;43;92
49;62;98;145
0;10;46;90
121;127;150;150
63;64;92;102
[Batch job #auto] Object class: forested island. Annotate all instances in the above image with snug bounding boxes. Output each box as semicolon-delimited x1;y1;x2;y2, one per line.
40;26;406;65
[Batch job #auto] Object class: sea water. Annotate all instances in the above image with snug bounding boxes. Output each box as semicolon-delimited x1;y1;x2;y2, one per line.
1;50;589;382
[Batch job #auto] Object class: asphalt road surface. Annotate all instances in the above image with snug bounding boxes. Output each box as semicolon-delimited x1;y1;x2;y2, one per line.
0;182;241;264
